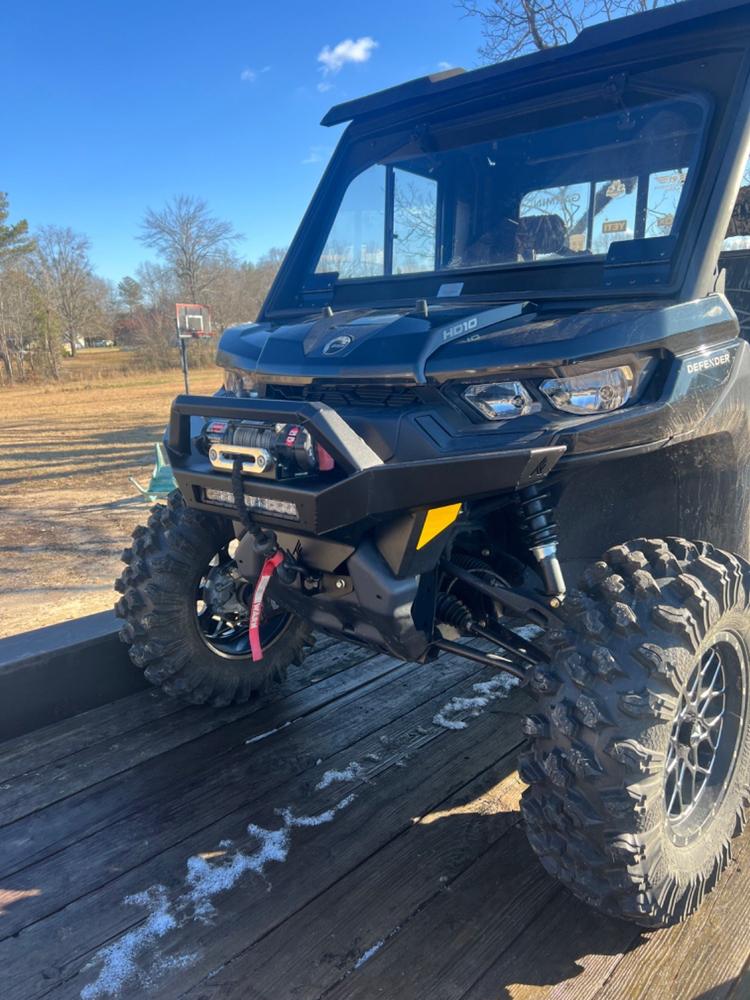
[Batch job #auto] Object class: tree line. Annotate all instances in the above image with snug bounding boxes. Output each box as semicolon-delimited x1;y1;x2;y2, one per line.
0;192;284;384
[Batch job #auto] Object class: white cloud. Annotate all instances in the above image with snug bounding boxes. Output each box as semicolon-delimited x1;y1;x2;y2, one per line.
317;80;333;93
437;60;454;71
302;145;332;166
240;66;270;83
318;36;378;75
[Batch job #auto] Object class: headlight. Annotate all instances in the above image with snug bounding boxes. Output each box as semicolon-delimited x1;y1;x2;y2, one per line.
462;382;540;421
540;365;634;414
223;369;259;397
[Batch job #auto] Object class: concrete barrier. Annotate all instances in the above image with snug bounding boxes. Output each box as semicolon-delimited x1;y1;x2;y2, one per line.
0;611;148;742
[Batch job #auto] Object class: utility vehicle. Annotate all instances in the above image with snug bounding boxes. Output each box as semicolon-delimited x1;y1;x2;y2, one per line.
117;0;750;927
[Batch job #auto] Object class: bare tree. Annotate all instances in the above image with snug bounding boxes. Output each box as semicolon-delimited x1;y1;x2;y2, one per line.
31;226;97;357
138;195;242;303
459;0;681;62
207;250;287;329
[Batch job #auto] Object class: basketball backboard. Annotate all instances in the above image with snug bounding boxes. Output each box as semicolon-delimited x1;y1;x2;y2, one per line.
175;303;213;338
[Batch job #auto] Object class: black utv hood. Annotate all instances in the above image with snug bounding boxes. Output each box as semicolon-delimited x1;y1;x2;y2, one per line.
216;302;531;384
215;296;738;387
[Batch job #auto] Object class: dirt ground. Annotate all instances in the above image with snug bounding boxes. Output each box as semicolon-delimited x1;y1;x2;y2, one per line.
0;364;220;638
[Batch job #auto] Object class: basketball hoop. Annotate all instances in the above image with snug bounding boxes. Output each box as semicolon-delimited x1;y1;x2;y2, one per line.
175;303;213;338
175;303;213;393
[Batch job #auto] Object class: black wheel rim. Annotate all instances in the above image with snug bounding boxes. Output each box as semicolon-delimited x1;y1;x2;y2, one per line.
664;632;747;840
194;540;290;659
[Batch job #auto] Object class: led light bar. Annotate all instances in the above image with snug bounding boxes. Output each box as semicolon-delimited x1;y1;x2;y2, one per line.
204;488;299;520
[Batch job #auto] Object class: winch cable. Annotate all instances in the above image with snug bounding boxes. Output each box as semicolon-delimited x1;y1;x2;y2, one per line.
231;457;288;662
231;457;278;556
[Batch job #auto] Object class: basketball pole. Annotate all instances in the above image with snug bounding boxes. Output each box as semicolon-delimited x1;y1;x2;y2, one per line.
177;319;191;394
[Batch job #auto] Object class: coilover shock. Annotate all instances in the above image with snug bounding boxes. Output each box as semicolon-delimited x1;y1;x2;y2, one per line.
516;484;566;599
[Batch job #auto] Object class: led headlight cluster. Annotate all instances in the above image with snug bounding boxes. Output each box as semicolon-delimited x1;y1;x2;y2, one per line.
461;364;645;420
223;369;259;397
463;382;539;420
539;365;635;414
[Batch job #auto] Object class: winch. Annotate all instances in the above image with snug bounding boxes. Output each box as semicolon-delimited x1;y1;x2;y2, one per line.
202;419;334;480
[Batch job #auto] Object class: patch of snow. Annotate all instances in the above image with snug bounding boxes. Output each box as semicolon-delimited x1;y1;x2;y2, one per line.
80;794;357;998
472;676;518;698
185;824;290;922
245;720;293;744
432;711;468;731
152;953;199;976
432;674;518;731
80;886;179;1000
315;762;363;790
354;939;385;969
448;695;488;712
279;794;356;828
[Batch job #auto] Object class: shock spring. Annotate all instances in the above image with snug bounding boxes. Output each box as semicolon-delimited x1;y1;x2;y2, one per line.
516;484;566;598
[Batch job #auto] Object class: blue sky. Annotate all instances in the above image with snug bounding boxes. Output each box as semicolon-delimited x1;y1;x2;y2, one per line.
2;0;483;283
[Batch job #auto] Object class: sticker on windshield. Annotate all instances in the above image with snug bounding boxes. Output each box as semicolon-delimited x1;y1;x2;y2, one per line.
437;282;464;297
568;233;586;252
606;180;626;199
654;171;687;189
602;220;628;234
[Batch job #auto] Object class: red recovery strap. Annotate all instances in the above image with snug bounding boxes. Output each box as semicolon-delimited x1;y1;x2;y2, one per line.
249;550;285;662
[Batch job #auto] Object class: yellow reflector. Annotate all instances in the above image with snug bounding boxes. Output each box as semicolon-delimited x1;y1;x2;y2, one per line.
416;503;462;550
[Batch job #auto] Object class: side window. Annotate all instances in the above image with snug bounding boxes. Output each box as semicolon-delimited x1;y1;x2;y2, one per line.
316;165;438;278
723;154;750;251
317;165;386;278
392;168;437;274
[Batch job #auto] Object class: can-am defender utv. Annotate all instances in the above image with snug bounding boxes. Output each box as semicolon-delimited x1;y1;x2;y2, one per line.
117;0;750;927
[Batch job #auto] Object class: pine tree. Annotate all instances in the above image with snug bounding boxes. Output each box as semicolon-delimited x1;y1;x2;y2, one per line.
0;193;35;264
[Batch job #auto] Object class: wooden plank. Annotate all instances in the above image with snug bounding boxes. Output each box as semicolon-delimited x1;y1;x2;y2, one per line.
0;689;182;783
3;669;525;1000
182;765;529;1000
0;637;369;821
0;652;493;940
458;885;638;1000
0;651;414;884
591;830;750;1000
0;634;336;783
321;823;558;1000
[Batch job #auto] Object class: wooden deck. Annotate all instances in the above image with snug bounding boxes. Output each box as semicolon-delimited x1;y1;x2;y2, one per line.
1;637;749;1000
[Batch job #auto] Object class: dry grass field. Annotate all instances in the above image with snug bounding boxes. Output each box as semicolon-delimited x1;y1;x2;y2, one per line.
0;355;220;638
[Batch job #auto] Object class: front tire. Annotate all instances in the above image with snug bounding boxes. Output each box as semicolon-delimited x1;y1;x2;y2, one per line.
521;537;750;927
115;492;313;706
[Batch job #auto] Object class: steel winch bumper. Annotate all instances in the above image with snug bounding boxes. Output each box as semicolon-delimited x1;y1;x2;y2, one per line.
166;394;566;536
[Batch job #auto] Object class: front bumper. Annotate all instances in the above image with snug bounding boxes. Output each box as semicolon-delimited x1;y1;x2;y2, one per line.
166;394;566;536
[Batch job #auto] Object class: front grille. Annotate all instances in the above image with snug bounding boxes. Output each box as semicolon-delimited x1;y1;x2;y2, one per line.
265;382;422;409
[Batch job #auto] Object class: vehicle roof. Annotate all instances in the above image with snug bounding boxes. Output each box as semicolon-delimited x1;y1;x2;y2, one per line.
321;0;750;127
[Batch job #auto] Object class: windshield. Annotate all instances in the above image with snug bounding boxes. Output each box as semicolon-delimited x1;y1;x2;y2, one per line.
314;97;704;284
